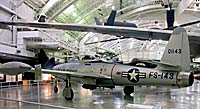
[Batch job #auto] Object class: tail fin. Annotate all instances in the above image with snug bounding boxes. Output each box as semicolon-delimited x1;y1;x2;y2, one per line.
38;49;49;67
43;57;55;69
105;10;116;26
158;27;190;72
94;17;102;25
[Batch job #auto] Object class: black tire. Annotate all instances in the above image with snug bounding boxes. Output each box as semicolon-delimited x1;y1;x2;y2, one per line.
123;86;134;95
65;88;74;100
54;86;58;93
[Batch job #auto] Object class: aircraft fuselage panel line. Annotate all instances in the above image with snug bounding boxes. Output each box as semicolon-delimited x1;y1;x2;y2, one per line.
110;64;117;85
175;72;180;88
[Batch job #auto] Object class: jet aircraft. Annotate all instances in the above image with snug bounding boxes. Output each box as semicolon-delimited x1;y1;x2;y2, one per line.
0;27;194;101
94;10;137;28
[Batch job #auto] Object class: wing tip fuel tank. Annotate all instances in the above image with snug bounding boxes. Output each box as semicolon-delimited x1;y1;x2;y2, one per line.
0;61;32;75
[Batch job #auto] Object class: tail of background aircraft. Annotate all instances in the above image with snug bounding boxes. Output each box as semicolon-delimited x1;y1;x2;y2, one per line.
157;27;190;72
94;10;116;26
43;57;55;69
105;10;116;25
38;49;49;67
38;49;55;69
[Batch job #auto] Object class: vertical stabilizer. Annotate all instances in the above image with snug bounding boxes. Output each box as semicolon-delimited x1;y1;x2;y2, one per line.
38;49;49;67
43;57;55;69
106;10;116;25
158;27;190;72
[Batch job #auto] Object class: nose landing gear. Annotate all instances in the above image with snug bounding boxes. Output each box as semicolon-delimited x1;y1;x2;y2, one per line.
54;80;58;93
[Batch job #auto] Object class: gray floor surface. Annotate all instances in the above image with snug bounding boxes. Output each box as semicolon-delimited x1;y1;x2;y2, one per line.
0;80;200;109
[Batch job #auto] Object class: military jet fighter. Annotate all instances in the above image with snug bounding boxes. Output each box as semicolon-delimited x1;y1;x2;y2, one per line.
0;27;194;101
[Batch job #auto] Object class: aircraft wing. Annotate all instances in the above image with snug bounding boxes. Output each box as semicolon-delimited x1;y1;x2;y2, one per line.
1;21;200;57
0;21;200;40
0;21;173;40
38;68;111;79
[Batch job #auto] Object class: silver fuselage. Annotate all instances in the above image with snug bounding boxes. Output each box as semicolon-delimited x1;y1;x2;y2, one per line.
52;61;193;88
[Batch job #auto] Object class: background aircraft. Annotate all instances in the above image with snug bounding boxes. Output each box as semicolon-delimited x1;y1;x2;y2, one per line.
94;9;176;29
87;9;200;47
0;49;53;82
0;27;194;101
94;10;137;28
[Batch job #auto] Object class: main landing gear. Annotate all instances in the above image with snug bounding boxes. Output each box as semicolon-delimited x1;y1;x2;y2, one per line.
123;86;134;95
62;76;74;100
53;76;74;100
54;80;58;93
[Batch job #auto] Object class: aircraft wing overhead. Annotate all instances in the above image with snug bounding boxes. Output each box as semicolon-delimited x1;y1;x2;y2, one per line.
0;21;173;40
1;21;200;57
40;69;111;79
0;21;200;38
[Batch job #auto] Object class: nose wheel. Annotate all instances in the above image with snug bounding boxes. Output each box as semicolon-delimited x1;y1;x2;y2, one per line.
54;80;58;93
62;76;74;100
54;86;58;93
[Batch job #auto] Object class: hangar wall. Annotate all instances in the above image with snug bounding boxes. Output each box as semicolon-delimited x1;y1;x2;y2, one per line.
0;5;12;44
0;0;36;58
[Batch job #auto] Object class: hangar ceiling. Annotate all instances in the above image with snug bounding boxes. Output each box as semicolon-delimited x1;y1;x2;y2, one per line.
16;0;200;60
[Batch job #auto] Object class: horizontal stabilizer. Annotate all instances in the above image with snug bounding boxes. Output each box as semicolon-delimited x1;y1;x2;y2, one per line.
147;61;180;71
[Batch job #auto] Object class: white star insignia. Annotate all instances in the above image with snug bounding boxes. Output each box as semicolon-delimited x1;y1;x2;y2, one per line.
129;69;138;81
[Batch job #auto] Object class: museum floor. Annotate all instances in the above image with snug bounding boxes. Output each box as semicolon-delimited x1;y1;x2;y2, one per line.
0;80;200;109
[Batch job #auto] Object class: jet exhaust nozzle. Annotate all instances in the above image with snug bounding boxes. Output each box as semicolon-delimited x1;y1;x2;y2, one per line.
177;72;194;87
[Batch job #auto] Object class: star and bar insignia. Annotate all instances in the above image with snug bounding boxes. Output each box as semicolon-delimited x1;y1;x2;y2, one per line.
120;68;146;82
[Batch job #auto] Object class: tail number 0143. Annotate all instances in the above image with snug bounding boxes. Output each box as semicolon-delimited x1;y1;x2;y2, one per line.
168;49;181;54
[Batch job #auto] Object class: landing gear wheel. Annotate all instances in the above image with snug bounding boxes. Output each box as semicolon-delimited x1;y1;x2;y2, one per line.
65;88;74;100
53;79;59;93
54;86;58;93
63;88;74;100
124;86;134;95
62;76;74;100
